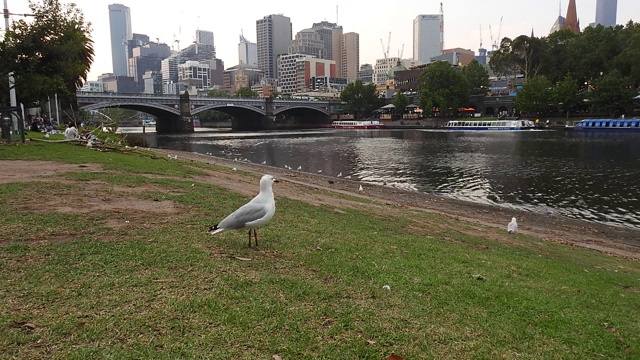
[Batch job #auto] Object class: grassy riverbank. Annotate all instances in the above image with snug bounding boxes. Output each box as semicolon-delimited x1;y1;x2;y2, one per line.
1;140;639;359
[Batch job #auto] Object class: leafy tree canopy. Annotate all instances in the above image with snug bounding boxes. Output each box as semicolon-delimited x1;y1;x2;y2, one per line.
417;61;469;117
514;75;553;115
339;79;381;118
235;87;259;98
0;0;94;108
462;59;490;95
392;92;409;115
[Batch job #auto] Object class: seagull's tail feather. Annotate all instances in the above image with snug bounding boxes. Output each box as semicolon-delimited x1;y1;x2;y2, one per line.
207;224;225;235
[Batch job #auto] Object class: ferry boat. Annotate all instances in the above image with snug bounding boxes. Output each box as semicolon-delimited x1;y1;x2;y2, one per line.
331;120;385;129
568;119;640;131
445;119;535;131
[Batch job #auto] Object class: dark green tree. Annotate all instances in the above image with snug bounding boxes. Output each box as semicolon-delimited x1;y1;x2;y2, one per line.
510;35;546;81
552;75;583;118
514;75;553;115
417;61;469;117
392;92;409;115
0;0;94;108
339;79;381;119
235;86;259;98
462;59;490;95
587;70;635;118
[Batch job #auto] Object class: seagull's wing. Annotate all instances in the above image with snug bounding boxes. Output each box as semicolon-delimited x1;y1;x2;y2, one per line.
218;200;268;230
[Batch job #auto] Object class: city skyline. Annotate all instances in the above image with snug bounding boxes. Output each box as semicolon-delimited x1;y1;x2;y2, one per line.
4;0;639;81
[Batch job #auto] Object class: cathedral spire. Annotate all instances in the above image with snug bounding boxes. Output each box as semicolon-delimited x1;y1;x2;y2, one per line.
562;0;580;34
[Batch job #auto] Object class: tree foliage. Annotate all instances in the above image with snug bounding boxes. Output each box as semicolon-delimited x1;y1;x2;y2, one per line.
514;75;553;115
392;92;409;115
462;59;490;95
417;61;469;117
587;70;635;118
207;89;231;98
0;0;94;108
235;87;259;98
552;75;583;118
339;79;381;118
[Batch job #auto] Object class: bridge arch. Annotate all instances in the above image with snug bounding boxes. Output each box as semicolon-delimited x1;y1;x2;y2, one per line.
79;102;181;116
273;104;330;116
191;103;265;116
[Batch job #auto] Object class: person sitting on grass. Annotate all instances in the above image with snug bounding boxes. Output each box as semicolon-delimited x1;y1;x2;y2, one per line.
64;122;78;140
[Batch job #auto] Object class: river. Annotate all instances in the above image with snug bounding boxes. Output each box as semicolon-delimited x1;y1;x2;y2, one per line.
131;127;640;231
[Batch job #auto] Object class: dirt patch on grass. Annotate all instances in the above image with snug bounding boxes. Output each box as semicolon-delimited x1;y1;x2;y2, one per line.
2;153;640;260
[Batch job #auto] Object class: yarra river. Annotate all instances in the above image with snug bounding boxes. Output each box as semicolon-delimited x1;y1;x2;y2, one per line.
136;128;640;231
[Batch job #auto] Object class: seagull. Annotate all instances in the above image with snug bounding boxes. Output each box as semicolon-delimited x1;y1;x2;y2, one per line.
167;154;177;160
507;217;518;234
207;174;277;247
297;165;302;170
317;170;322;173
337;172;342;177
262;160;267;164
345;175;352;179
359;185;364;191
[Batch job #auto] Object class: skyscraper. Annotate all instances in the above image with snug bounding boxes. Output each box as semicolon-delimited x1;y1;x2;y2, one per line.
311;21;339;61
256;14;292;79
413;14;444;65
238;34;258;66
196;30;214;46
108;4;133;76
595;0;617;27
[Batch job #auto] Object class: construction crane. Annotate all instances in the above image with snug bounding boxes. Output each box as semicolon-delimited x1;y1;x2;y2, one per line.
479;25;483;49
398;43;404;59
380;31;391;59
489;16;504;51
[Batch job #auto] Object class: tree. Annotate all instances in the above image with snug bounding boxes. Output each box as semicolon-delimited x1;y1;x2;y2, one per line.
0;0;94;109
235;87;258;98
417;61;469;117
462;59;490;95
514;75;553;115
339;79;381;119
552;75;583;118
510;35;545;81
588;70;635;118
392;92;409;116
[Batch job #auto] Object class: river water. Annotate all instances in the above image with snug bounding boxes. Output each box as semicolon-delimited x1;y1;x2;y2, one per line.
138;128;640;230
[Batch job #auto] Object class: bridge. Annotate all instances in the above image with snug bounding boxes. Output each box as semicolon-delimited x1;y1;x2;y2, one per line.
76;92;341;133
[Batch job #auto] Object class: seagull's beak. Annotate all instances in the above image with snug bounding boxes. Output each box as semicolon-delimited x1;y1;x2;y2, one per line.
273;178;279;183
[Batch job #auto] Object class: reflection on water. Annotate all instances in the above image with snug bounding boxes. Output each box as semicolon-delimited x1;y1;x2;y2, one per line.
145;128;640;230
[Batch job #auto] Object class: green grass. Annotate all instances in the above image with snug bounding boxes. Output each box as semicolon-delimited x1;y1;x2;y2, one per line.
0;141;639;359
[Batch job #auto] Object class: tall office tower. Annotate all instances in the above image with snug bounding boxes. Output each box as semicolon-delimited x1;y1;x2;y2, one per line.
311;21;339;61
239;34;258;66
595;0;617;27
562;0;580;34
108;4;133;76
340;32;359;81
289;29;326;58
413;14;444;65
256;14;292;79
331;26;343;79
196;30;214;46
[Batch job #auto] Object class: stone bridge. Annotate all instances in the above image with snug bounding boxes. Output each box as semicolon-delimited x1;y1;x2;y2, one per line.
76;92;341;133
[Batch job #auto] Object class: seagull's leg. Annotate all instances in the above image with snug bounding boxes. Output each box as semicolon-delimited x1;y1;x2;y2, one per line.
254;229;259;247
248;229;252;247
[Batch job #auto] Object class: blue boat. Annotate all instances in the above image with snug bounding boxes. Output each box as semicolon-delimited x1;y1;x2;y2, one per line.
568;119;640;131
444;119;535;131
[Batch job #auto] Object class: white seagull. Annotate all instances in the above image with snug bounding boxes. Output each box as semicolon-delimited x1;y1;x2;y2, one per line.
337;172;342;177
507;217;518;234
207;174;277;247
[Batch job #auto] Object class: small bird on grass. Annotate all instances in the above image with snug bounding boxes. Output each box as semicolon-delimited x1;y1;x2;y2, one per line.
507;217;518;234
207;174;277;247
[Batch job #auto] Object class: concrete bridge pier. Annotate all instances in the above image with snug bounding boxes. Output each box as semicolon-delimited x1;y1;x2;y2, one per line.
156;92;194;134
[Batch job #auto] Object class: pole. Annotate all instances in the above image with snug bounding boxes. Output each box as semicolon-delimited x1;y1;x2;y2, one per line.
3;0;9;30
9;71;17;133
48;96;52;121
54;93;59;126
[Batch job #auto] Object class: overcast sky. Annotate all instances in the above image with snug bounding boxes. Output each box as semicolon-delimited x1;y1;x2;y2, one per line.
4;0;639;80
